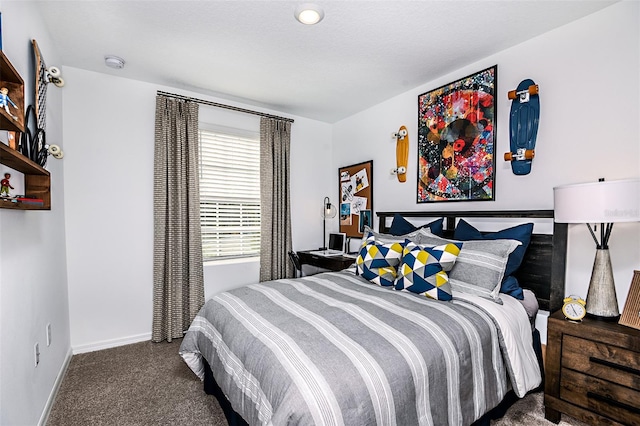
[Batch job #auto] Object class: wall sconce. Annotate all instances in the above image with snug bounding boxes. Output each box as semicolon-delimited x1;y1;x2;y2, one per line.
321;196;337;250
554;178;640;320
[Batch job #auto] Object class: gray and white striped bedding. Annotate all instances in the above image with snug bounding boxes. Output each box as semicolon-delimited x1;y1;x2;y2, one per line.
180;270;541;426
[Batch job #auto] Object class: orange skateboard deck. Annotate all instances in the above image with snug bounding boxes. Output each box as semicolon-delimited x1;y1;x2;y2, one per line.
393;125;409;182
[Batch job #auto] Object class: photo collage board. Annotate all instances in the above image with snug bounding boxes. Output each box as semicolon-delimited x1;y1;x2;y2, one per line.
338;160;373;238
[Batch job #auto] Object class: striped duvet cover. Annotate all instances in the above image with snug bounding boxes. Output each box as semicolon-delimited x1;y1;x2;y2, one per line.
180;270;541;426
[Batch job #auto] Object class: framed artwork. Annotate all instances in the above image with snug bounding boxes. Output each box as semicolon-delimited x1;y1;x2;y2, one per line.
338;160;373;238
417;65;496;203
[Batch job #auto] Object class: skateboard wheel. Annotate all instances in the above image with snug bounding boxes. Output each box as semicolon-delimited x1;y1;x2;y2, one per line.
529;85;539;95
48;66;61;77
52;77;65;88
507;90;517;100
48;144;64;158
397;166;406;174
525;150;535;160
504;152;513;161
399;129;408;138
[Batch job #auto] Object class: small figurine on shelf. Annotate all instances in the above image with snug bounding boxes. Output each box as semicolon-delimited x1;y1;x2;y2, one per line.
1;172;14;197
0;87;19;120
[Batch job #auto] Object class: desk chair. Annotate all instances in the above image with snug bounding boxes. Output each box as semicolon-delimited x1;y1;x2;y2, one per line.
288;251;302;278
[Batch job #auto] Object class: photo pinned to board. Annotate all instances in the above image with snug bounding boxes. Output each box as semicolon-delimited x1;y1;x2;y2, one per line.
341;181;354;203
340;203;351;225
353;168;369;193
350;196;367;216
359;210;372;233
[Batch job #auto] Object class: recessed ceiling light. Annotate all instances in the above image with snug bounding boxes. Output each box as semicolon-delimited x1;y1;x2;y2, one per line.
104;55;125;69
295;4;324;25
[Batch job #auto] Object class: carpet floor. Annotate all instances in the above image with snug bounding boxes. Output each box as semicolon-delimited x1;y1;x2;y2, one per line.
47;339;588;426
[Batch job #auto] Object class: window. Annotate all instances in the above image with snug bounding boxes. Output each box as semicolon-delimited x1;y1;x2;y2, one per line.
198;126;260;260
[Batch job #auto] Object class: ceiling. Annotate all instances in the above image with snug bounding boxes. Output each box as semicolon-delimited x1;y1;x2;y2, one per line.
35;0;617;123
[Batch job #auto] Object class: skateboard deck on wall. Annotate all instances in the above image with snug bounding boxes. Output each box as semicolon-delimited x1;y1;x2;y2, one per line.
393;125;409;182
23;40;65;166
33;39;64;131
33;39;49;132
504;79;539;175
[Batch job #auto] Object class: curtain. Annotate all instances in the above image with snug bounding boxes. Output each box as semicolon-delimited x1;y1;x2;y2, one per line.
152;95;204;343
259;118;293;281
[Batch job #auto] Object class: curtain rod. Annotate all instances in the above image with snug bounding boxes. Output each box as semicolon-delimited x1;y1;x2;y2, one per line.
156;91;294;123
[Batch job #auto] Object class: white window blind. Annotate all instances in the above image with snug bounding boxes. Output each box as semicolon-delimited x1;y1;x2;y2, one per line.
199;127;260;260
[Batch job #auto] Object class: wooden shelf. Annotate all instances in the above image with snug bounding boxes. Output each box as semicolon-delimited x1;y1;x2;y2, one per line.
0;50;25;133
0;143;50;210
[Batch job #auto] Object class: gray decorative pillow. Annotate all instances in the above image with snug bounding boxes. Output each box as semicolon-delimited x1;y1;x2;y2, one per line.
415;232;521;304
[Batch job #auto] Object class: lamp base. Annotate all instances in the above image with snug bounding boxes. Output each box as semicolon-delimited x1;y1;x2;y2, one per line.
585;248;620;320
586;312;620;322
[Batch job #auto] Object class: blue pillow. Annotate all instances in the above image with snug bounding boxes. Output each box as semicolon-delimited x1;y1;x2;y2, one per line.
500;275;524;300
389;214;444;237
453;219;533;277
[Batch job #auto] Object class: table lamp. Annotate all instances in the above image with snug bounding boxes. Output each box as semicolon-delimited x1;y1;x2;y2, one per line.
321;196;337;250
554;178;640;320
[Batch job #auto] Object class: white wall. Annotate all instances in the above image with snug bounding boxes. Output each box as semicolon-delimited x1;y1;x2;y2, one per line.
61;67;333;352
332;1;640;342
0;2;71;425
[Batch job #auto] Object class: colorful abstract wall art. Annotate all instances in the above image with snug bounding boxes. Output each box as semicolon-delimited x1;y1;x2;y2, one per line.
417;65;496;203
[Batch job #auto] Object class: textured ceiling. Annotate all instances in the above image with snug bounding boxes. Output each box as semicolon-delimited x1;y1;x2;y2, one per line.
34;0;617;123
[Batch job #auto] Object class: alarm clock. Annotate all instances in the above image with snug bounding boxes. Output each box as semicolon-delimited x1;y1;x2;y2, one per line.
562;295;587;322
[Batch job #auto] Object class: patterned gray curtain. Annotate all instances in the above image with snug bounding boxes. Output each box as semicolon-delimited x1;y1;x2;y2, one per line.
259;118;293;281
152;95;204;342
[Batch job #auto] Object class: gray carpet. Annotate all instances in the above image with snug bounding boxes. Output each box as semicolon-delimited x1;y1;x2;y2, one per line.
47;340;587;426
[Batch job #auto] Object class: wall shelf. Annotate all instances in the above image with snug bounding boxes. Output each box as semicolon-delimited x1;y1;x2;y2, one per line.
0;143;51;210
0;50;26;133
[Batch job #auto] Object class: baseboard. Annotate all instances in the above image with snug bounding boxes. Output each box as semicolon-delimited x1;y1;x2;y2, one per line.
72;332;152;355
38;346;73;426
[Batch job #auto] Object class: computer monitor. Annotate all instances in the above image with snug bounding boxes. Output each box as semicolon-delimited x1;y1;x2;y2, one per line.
328;232;346;253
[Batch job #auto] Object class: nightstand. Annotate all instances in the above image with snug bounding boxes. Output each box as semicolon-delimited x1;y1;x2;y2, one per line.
544;310;640;425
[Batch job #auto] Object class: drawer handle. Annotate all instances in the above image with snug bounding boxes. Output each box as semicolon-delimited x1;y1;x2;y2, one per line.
589;356;640;376
587;392;640;415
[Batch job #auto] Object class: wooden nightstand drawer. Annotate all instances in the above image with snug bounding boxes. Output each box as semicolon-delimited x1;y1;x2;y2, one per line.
545;311;640;425
560;369;640;425
562;335;640;390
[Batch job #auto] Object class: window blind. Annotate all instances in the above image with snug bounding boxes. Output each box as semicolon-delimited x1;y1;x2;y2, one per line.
199;128;260;260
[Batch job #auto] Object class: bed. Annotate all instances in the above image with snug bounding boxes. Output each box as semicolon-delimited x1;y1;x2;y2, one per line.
180;209;568;426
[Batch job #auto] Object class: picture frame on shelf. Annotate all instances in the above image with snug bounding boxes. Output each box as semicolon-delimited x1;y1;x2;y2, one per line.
417;65;496;203
619;270;640;330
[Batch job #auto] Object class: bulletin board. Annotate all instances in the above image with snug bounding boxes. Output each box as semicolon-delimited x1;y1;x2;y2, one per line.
338;160;373;238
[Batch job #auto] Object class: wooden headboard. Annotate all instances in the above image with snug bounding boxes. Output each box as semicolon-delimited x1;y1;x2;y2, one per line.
376;210;567;312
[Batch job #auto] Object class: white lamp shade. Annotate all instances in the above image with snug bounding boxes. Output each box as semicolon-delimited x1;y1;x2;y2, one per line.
553;178;640;223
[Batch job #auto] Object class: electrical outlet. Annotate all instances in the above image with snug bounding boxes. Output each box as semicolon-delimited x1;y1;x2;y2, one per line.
46;323;52;347
34;343;40;367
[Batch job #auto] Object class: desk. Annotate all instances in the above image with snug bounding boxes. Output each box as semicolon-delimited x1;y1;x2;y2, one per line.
297;251;356;272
